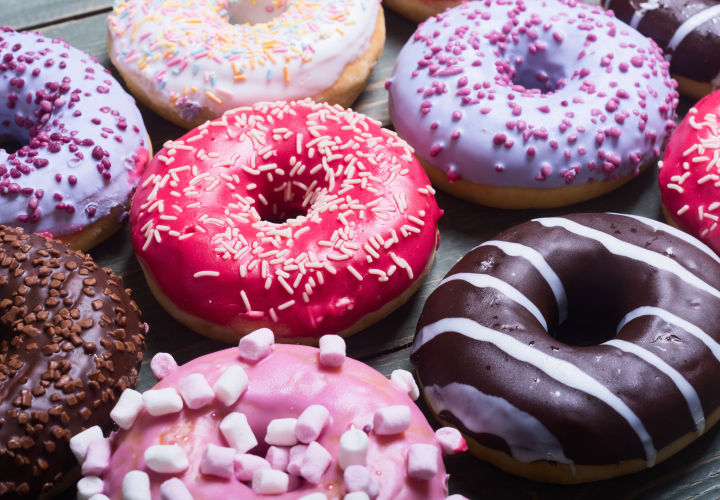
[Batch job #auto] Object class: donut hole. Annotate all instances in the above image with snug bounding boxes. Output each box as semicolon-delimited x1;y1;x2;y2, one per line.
497;53;568;94
553;309;618;346
227;0;291;25
0;136;23;155
253;189;310;225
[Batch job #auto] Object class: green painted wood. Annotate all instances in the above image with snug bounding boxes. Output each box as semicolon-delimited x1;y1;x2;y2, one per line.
3;0;112;31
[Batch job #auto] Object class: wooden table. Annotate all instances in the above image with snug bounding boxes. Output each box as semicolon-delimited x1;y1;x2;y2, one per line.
5;2;720;499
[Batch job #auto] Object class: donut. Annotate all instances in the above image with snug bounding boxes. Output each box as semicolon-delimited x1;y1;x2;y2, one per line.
0;225;147;498
107;0;385;129
605;0;720;99
129;99;441;343
0;28;150;251
71;331;456;499
382;0;461;24
386;0;679;209
412;212;720;483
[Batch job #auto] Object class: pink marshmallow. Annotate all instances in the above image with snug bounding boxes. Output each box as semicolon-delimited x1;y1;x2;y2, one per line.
300;441;333;484
234;453;272;482
435;427;468;455
266;446;290;471
238;328;274;362
177;373;215;409
160;478;193;500
295;404;330;443
150;352;178;380
390;369;420;401
287;444;308;476
318;334;346;368
343;465;378;498
373;405;411;435
81;437;111;476
252;469;289;495
407;443;439;480
200;443;236;478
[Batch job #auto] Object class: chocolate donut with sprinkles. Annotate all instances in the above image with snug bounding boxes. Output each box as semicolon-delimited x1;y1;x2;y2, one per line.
412;213;720;483
0;28;150;251
0;225;147;498
107;0;385;129
386;0;678;209
129;99;442;343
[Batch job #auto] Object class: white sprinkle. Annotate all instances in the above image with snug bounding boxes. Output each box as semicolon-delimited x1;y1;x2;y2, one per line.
194;270;220;278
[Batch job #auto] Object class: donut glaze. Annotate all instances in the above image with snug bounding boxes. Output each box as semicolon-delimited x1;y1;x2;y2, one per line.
412;213;720;483
386;0;678;208
98;344;448;499
0;226;147;497
0;28;149;247
660;90;720;256
130;99;441;342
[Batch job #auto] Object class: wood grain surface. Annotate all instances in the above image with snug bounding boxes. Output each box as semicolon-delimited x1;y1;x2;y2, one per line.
4;2;720;499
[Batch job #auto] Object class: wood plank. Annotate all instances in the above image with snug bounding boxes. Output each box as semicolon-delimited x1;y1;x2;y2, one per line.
4;0;112;31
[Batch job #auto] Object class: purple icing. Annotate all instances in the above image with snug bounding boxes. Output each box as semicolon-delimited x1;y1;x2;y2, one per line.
0;28;148;237
387;0;678;188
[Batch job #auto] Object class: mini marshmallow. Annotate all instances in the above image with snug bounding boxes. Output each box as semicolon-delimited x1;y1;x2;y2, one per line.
144;444;189;473
344;493;370;500
150;352;178;379
446;495;471;500
70;425;103;462
343;465;378;498
200;443;235;478
298;494;328;500
220;412;257;453
252;468;289;495
318;334;346;367
435;427;468;455
121;470;150;500
76;476;104;500
407;443;439;480
234;454;271;481
213;365;249;406
373;405;411;435
89;495;111;500
110;389;144;430
287;444;308;475
177;373;215;409
265;418;298;446
295;404;330;443
81;437;111;476
238;328;274;362
390;369;420;401
339;428;369;469
142;388;183;416
300;441;333;484
265;445;290;471
160;478;193;500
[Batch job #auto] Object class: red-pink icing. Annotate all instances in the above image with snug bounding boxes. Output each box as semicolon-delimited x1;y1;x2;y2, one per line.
129;99;442;340
101;345;449;498
659;90;720;255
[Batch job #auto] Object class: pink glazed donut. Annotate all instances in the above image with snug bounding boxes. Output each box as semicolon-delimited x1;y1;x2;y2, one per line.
386;0;678;209
129;99;442;343
71;332;456;499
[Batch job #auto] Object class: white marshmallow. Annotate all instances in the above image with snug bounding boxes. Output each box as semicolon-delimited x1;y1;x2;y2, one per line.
373;405;411;435
390;369;420;401
344;493;370;500
300;441;332;484
81;437;111;476
252;469;289;495
76;476;104;500
339;428;369;469
234;454;271;481
295;404;330;443
287;444;308;475
265;418;298;446
121;470;150;500
89;495;111;500
110;389;144;430
446;495;471;500
435;427;467;455
142;388;183;416
407;443;439;480
160;478;193;500
150;352;178;380
298;494;328;500
177;373;215;409
200;443;236;478
144;444;189;474
69;425;103;462
213;365;249;406
343;465;378;498
238;328;275;362
219;412;258;453
265;445;290;471
318;334;346;367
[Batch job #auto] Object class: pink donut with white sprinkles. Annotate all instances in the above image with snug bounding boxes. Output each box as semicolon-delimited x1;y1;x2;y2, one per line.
129;99;441;343
386;0;678;209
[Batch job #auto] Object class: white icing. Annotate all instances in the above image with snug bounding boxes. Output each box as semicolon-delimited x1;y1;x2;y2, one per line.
604;339;705;433
630;10;644;29
414;317;657;465
666;4;720;54
424;382;572;464
439;273;548;331
477;240;568;323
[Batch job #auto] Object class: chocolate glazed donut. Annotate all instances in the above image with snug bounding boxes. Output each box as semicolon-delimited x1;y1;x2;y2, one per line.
412;213;720;483
0;226;146;498
604;0;720;98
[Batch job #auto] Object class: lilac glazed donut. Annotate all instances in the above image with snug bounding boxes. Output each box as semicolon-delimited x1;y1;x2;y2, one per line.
386;0;678;209
0;28;150;250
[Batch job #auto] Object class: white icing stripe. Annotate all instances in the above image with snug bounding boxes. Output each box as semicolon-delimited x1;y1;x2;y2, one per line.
440;273;548;331
666;4;720;54
613;213;720;265
414;317;657;465
617;306;720;363
604;339;705;434
476;240;568;323
424;382;573;464
534;217;720;301
630;10;644;29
